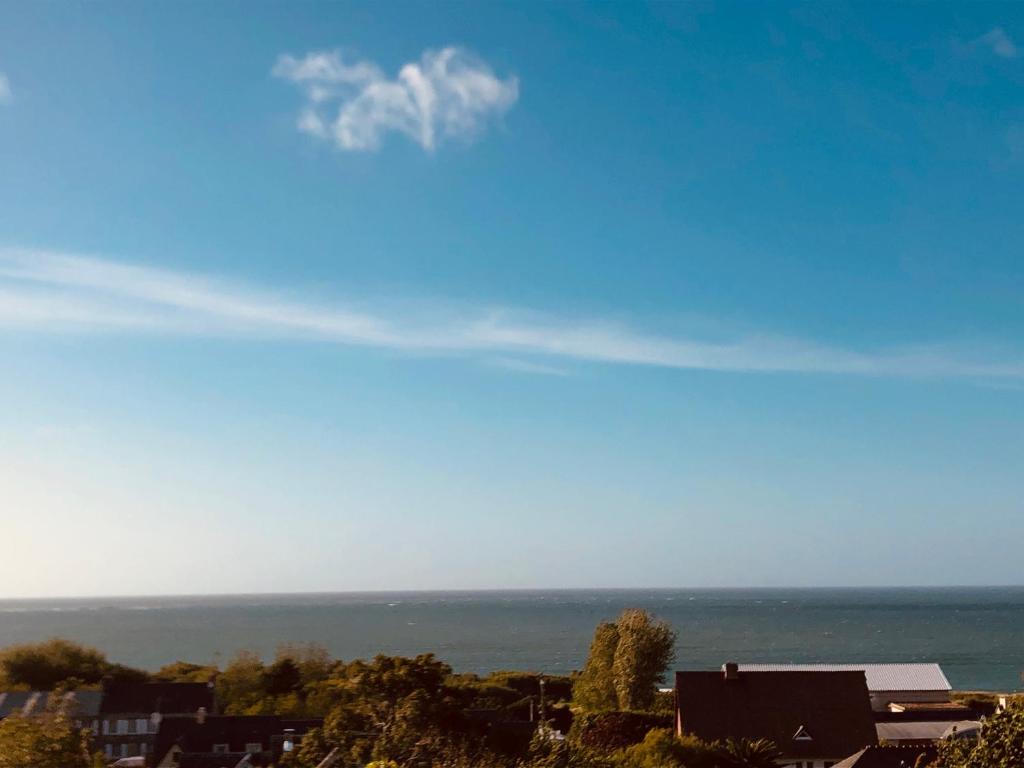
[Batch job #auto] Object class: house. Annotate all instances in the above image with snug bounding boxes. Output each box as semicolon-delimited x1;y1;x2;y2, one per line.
150;714;322;768
0;689;103;733
734;664;952;712
832;745;937;768
675;663;878;768
97;681;215;761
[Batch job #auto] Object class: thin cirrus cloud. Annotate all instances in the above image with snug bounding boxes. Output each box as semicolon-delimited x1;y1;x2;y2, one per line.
0;73;12;105
1;248;1023;382
974;27;1018;59
272;47;519;151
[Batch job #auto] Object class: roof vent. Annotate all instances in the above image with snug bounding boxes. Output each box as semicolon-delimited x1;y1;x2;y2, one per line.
793;725;813;741
724;662;739;681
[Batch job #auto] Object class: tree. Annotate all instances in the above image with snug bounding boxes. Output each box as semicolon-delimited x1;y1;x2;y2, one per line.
0;699;94;768
0;638;145;689
573;610;676;712
935;703;1024;768
153;661;218;683
573;622;620;711
217;650;270;714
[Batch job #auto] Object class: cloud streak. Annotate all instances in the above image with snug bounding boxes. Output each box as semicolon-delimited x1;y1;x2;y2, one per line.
974;27;1018;59
273;47;519;152
0;73;11;105
1;248;1023;381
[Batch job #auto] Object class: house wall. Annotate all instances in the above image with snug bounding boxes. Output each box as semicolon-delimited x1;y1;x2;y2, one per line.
94;713;159;760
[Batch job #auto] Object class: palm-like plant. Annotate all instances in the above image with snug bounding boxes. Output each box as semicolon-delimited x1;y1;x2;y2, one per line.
722;737;783;768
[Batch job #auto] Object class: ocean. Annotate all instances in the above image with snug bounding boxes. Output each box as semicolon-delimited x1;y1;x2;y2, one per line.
0;588;1021;691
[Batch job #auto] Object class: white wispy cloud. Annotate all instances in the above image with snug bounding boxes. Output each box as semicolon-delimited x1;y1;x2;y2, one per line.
273;47;519;151
1;248;1023;381
975;27;1018;59
0;73;12;105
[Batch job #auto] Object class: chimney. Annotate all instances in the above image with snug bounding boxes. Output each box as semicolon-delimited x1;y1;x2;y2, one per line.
196;706;207;725
724;662;739;681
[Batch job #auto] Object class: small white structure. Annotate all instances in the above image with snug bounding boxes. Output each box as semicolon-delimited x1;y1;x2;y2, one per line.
736;664;951;712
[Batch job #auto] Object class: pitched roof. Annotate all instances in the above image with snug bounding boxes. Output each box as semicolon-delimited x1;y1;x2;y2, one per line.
151;715;324;766
100;682;214;714
833;745;938;768
676;670;878;759
875;720;981;743
735;664;951;692
0;690;103;718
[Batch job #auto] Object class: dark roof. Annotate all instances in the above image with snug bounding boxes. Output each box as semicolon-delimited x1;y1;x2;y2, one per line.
0;690;102;719
675;670;878;759
834;745;938;768
152;715;321;766
100;682;214;715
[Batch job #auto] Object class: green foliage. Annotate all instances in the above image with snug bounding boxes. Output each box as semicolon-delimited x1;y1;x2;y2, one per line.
611;610;677;711
573;610;676;712
573;621;620;712
214;643;336;717
524;729;617;768
0;638;146;690
570;712;672;752
618;729;782;768
720;737;783;768
217;650;270;714
152;660;218;683
935;704;1024;768
0;697;93;768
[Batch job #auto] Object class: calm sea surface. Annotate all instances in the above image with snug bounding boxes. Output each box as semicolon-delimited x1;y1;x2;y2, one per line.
0;588;1021;691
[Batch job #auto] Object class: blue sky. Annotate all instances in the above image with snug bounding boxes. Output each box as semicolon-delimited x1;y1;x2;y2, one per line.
1;2;1023;597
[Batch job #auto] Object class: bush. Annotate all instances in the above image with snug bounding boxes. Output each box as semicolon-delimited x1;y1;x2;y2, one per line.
569;711;672;752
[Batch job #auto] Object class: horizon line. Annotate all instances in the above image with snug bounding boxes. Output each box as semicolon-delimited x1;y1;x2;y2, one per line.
3;584;1024;602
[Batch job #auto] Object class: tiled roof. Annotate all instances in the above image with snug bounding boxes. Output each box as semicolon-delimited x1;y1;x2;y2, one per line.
100;682;214;715
735;664;951;692
834;745;938;768
676;670;878;759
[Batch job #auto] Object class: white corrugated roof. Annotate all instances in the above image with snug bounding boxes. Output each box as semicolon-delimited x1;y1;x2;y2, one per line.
734;663;951;692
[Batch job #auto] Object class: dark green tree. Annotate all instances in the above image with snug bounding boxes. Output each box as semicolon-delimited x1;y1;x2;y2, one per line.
0;638;146;690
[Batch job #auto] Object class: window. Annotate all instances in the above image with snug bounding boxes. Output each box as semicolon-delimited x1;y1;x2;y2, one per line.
136;718;149;734
212;744;231;753
91;720;99;735
120;743;130;757
117;719;129;735
245;742;263;753
127;718;137;734
102;720;110;736
104;745;113;759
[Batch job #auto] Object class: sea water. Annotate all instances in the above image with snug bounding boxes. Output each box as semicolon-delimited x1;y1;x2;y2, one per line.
0;588;1021;691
